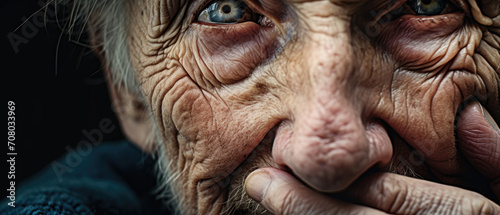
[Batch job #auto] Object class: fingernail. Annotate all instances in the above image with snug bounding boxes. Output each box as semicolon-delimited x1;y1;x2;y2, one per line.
245;169;271;202
478;102;500;134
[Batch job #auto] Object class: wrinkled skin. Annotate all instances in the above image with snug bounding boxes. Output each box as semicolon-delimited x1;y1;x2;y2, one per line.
116;0;500;214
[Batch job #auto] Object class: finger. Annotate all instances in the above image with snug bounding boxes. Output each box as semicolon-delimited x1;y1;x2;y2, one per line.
456;101;500;198
244;167;387;215
344;172;500;214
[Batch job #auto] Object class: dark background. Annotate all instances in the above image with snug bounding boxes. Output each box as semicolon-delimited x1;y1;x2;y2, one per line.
2;0;124;187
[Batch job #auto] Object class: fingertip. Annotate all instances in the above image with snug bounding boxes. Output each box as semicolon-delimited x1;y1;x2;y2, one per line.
457;101;500;148
245;169;272;203
457;101;499;134
457;101;500;184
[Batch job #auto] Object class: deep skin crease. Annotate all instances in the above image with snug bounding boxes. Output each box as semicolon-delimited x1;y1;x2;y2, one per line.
119;0;500;214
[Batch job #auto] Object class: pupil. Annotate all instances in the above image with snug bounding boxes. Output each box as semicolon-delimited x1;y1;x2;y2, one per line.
221;5;231;14
421;0;432;4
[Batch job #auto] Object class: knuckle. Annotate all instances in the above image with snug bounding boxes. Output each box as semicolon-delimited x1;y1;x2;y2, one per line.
280;188;298;215
379;174;409;213
467;194;498;215
278;187;319;215
371;174;500;215
478;202;496;215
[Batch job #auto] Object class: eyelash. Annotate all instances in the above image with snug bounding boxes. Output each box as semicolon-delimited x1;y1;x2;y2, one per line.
193;0;213;20
400;0;458;16
193;0;277;31
193;0;250;22
369;0;461;23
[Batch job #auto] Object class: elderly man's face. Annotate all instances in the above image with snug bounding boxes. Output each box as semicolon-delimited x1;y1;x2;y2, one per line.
121;0;499;213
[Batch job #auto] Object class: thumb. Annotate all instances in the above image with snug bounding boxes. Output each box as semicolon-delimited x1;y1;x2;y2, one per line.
456;101;500;199
244;167;386;215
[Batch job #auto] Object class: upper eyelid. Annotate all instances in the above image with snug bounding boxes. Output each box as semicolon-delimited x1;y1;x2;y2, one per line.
187;0;212;24
192;0;268;20
192;0;248;20
366;0;467;22
196;0;215;14
449;0;469;12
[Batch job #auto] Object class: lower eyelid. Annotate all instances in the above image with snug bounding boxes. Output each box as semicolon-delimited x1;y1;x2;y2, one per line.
193;20;261;32
393;12;464;36
375;12;465;71
188;21;279;84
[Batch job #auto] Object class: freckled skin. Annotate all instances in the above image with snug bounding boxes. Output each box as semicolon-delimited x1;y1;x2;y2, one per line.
124;0;499;213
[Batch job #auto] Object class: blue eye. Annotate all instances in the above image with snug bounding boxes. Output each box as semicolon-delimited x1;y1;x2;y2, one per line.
407;0;448;16
197;0;260;24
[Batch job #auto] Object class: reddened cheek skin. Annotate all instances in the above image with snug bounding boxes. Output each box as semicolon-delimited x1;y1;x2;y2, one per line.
189;22;279;85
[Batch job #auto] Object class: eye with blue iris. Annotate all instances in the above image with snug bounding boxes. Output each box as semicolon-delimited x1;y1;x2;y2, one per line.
408;0;448;15
387;0;458;20
197;0;261;24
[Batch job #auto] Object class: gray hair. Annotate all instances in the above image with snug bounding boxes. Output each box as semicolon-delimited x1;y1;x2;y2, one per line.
51;0;182;213
59;0;138;94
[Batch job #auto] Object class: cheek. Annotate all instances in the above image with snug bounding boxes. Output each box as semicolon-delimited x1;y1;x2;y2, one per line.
367;13;496;179
138;55;278;178
138;62;254;188
372;13;487;139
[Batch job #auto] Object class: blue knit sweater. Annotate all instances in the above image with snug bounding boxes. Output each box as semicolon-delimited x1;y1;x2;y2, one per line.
1;140;169;214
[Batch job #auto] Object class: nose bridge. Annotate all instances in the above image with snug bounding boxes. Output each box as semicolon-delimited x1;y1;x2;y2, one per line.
291;15;355;116
286;0;354;100
294;36;357;133
306;34;353;96
294;33;361;153
286;0;352;35
283;1;359;145
278;0;362;135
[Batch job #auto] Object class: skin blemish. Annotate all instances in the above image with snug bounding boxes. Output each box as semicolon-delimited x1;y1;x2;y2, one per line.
254;83;269;95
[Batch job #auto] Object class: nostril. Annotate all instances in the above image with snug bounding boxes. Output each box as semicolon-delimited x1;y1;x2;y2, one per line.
260;123;280;146
364;121;394;168
271;121;294;167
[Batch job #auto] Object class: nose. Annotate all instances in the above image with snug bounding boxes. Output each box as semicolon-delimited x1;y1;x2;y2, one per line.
272;1;393;192
272;91;393;192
